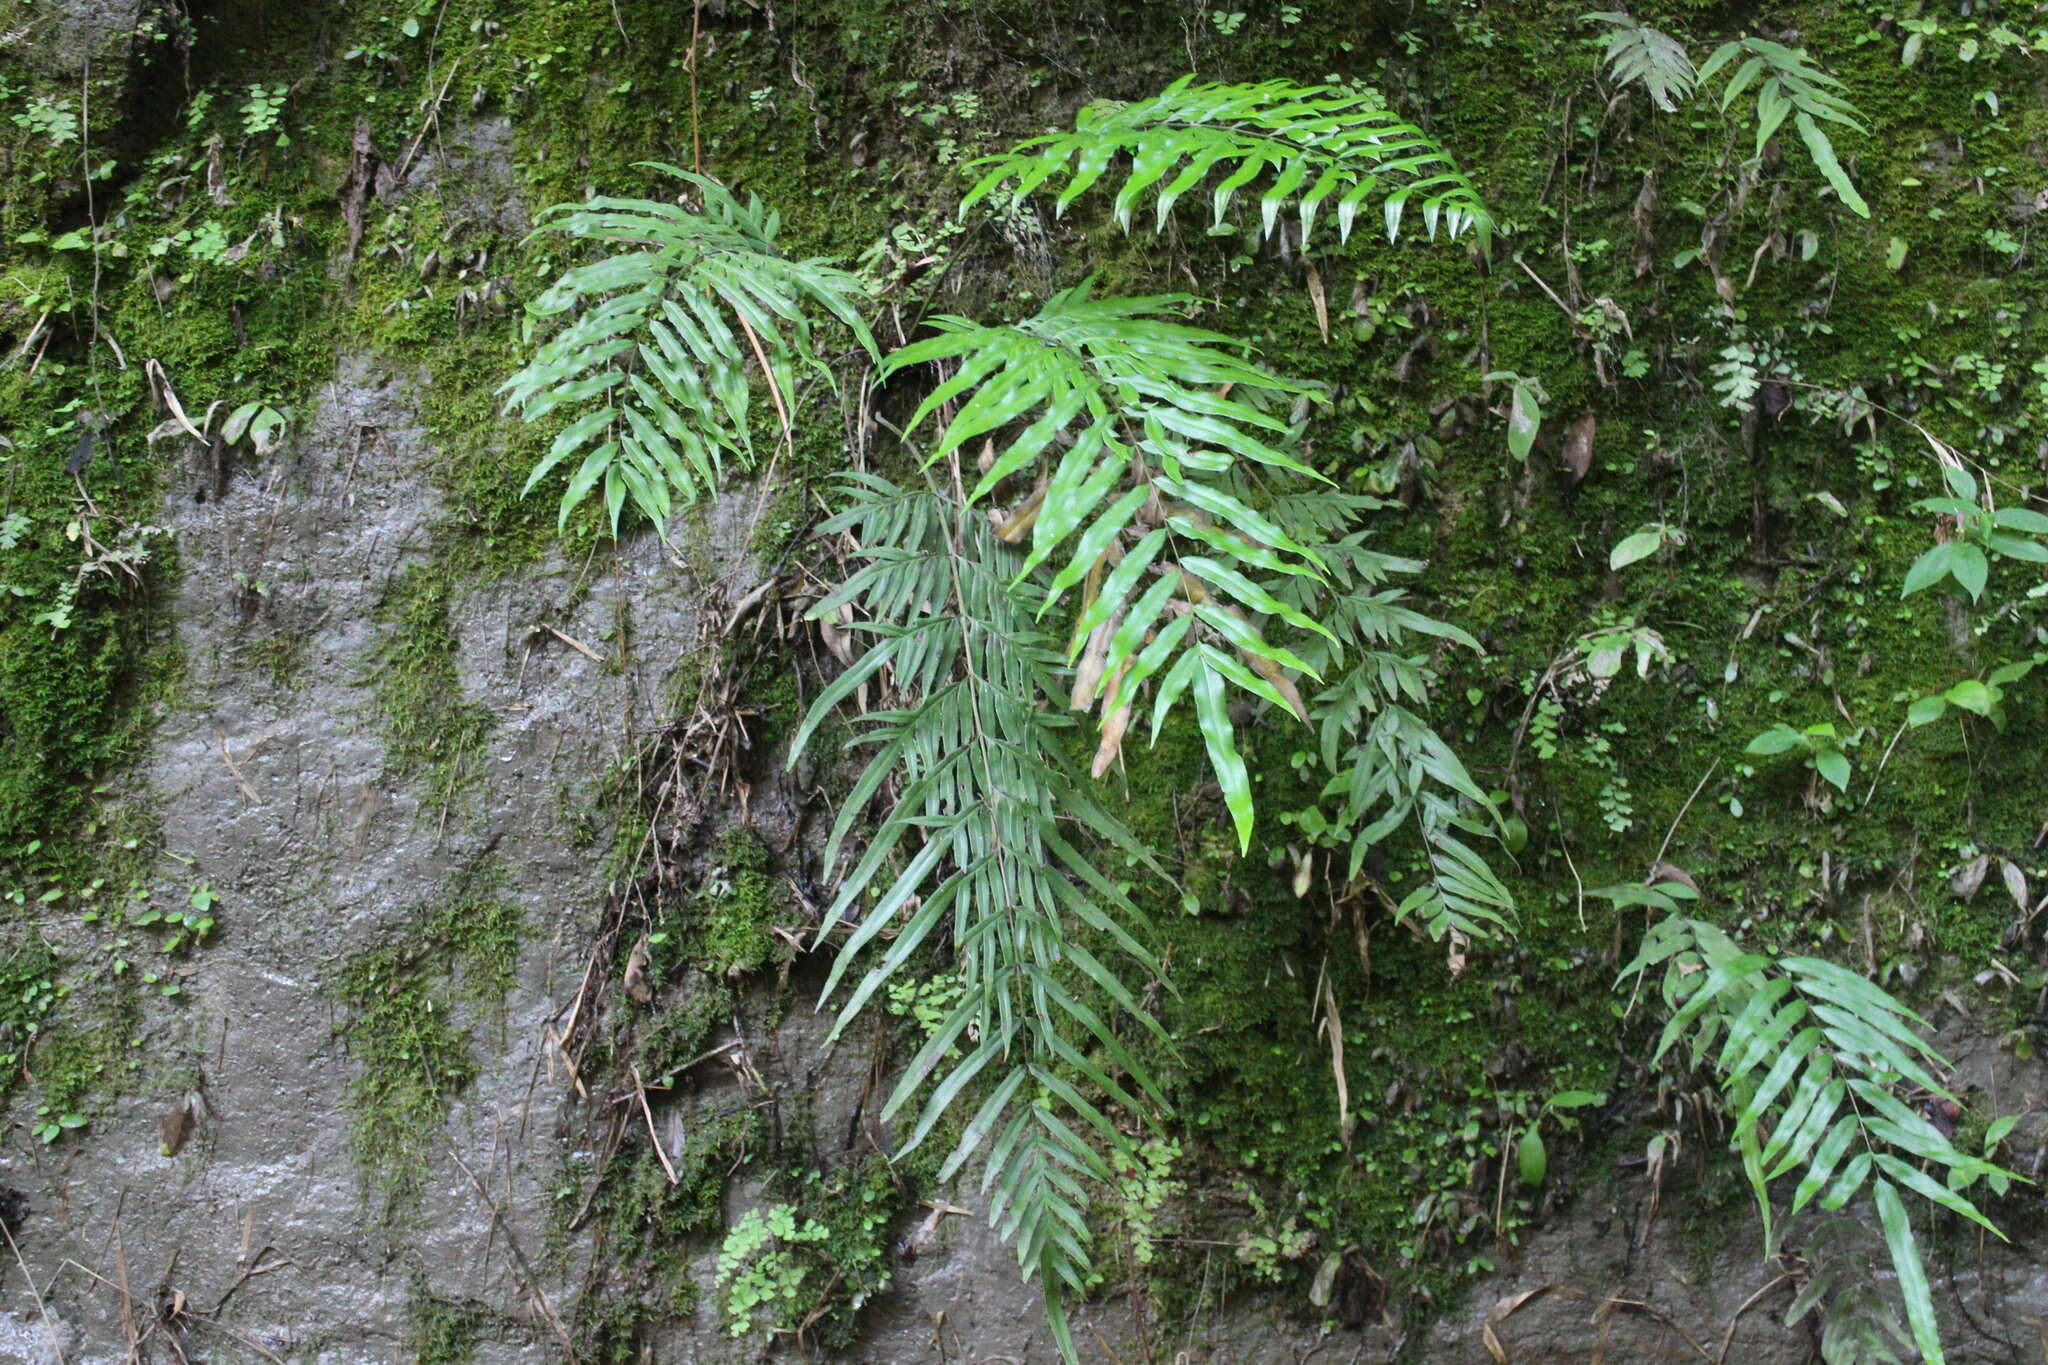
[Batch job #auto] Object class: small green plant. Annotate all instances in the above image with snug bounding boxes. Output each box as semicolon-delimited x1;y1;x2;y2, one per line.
1484;370;1546;462
239;82;288;142
1110;1136;1183;1266
716;1204;831;1339
1901;465;2048;603
1607;521;1684;572
1509;1088;1605;1188
11;96;79;145
1746;721;1856;794
1906;656;2042;732
32;1103;87;1144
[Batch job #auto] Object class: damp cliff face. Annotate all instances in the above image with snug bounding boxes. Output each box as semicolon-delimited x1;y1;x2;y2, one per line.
8;1;2048;1361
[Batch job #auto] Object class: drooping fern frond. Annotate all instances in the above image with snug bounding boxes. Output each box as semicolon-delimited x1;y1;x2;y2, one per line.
961;76;1496;252
1623;914;2016;1363
1699;37;1870;217
502;167;876;534
1585;12;1699;112
1265;508;1515;942
788;474;1170;1361
882;281;1333;851
1786;1220;1914;1365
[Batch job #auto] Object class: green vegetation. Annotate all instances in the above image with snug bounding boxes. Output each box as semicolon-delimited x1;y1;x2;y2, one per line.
11;0;2048;1359
335;879;520;1216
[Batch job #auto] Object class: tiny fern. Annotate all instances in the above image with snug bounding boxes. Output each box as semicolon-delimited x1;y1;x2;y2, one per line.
1622;909;2016;1363
502;167;875;534
1585;12;1699;112
962;76;1496;251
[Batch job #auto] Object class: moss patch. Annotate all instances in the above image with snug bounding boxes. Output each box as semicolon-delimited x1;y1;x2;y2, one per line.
335;877;521;1216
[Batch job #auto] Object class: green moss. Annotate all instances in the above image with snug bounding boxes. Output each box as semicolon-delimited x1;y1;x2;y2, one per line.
366;567;496;815
674;826;786;980
411;1290;485;1365
335;879;521;1215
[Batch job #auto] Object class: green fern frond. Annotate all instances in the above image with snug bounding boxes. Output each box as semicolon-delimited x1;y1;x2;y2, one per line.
502;166;876;535
1623;916;2017;1363
790;475;1169;1361
1786;1220;1914;1365
1584;12;1698;112
881;281;1331;851
962;75;1496;252
1697;37;1870;216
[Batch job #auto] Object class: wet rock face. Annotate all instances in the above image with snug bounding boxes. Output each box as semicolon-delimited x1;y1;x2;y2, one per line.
6;0;144;79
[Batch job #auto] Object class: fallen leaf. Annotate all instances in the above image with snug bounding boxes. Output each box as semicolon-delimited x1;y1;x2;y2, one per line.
623;933;652;1005
1562;413;1596;485
1304;259;1330;343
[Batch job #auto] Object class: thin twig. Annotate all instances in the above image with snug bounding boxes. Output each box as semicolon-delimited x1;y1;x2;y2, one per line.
445;1142;577;1358
0;1214;67;1365
1653;756;1720;868
1713;1272;1792;1365
630;1063;680;1185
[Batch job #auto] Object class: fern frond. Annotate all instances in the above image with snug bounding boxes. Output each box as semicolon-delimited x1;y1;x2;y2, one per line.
1585;12;1698;112
1786;1220;1915;1365
962;76;1496;252
881;281;1330;851
1623;917;2016;1362
791;476;1168;1362
1697;37;1869;216
502;167;876;535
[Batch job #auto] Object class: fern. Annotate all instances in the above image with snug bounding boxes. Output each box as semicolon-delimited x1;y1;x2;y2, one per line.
1585;12;1699;112
882;281;1332;852
1699;36;1870;217
1786;1220;1914;1365
788;474;1170;1358
962;76;1495;252
502;167;876;534
1622;911;2016;1363
1264;508;1515;941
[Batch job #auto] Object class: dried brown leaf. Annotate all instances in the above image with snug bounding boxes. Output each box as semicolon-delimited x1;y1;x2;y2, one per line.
1304;259;1330;343
1562;412;1596;485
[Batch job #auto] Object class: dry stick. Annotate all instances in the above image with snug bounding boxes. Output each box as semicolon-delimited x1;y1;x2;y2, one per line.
543;624;604;663
0;1214;68;1365
687;0;704;175
630;1063;680;1185
735;308;797;553
1862;719;1911;807
444;1142;577;1358
114;1222;140;1365
1653;756;1721;868
1712;1272;1792;1365
215;730;262;804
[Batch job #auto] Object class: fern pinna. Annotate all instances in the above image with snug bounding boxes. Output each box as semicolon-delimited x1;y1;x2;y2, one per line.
1621;905;2016;1362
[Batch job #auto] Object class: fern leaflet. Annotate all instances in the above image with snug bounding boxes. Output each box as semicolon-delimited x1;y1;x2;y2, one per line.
503;167;876;534
1699;36;1870;216
962;76;1496;252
